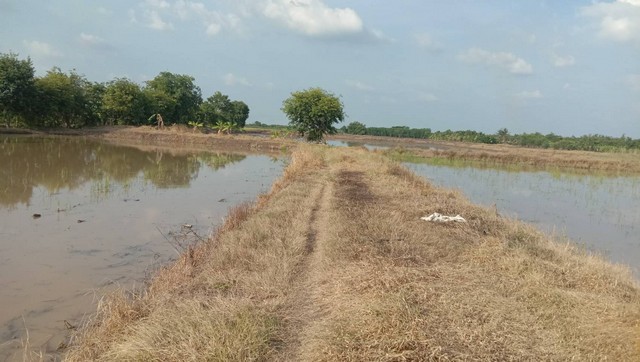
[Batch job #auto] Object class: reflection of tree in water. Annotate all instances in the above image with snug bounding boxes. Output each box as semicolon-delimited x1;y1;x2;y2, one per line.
0;136;248;207
142;153;200;188
199;152;246;171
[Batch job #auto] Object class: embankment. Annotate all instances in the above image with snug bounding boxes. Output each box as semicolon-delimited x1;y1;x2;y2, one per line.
332;134;640;174
65;145;640;361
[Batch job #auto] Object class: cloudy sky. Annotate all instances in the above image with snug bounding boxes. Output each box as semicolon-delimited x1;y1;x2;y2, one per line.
1;0;639;137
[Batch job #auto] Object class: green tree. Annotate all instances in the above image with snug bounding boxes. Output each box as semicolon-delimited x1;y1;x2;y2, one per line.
35;68;91;128
84;82;105;126
496;128;510;143
281;87;345;142
229;100;249;128
199;91;231;125
0;53;36;127
102;78;147;125
345;121;367;135
145;72;202;124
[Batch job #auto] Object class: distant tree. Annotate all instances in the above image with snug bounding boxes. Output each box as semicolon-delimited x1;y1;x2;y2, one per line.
281;87;345;142
345;121;367;135
145;72;202;124
0;53;36;127
84;82;106;126
496;128;510;143
229;100;249;128
102;78;147;125
199;92;249;128
199;91;231;125
35;68;91;128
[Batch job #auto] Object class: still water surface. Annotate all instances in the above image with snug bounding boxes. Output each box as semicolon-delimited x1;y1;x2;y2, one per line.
405;161;640;275
0;136;284;360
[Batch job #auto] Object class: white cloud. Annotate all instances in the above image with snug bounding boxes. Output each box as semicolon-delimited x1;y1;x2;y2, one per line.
417;93;438;102
458;48;533;75
147;10;174;30
97;7;112;16
224;73;251;87
346;79;375;91
581;0;640;43
262;0;363;37
79;33;104;46
136;1;243;36
553;54;576;67
23;40;62;58
414;33;442;51
515;90;543;99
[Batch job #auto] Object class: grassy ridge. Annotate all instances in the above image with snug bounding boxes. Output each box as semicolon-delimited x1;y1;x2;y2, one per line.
65;146;640;361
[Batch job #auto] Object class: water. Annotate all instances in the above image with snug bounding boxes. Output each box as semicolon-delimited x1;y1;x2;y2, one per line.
405;161;640;275
327;139;389;151
0;136;284;360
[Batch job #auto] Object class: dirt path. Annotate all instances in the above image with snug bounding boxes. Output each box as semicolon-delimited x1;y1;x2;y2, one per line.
275;172;334;361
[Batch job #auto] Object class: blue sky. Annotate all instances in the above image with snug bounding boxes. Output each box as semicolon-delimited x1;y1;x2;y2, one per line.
1;0;639;137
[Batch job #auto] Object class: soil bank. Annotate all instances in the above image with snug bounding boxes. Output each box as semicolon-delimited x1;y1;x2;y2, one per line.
63;145;640;361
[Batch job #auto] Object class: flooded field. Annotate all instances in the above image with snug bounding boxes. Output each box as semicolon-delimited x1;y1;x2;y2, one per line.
405;161;640;275
0;136;284;360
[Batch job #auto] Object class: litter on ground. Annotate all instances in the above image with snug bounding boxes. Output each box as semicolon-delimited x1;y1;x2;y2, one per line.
421;213;467;223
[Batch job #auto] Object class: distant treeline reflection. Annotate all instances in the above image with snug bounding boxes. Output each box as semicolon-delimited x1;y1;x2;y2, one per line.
0;136;246;207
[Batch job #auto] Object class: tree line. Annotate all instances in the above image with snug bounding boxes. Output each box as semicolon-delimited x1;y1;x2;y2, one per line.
0;53;249;129
341;122;640;152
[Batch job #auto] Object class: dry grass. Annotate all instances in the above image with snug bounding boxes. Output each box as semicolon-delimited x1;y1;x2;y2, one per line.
65;145;640;361
385;143;640;175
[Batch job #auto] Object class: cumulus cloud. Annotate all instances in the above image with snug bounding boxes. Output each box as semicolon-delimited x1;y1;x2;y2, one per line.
23;40;62;58
414;33;443;52
79;33;104;46
581;0;640;43
553;54;576;67
135;0;242;36
262;0;363;37
346;79;375;92
147;10;174;30
224;73;251;87
458;48;533;75
515;90;543;99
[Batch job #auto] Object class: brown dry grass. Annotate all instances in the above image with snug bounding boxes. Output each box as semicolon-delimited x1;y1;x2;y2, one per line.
388;143;640;174
65;145;640;361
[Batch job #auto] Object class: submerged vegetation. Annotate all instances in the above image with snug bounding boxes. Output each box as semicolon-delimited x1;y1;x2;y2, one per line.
64;145;640;361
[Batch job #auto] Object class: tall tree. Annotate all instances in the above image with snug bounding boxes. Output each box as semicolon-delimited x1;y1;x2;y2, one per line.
0;53;36;127
145;72;202;124
282;87;345;142
35;68;91;128
102;78;147;125
229;100;250;128
199;91;231;125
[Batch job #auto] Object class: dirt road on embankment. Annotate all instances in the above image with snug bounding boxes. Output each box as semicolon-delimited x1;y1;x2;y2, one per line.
65;145;640;361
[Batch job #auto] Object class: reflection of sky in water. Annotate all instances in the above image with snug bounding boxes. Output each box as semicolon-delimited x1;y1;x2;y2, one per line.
0;136;285;359
327;140;389;151
406;163;640;274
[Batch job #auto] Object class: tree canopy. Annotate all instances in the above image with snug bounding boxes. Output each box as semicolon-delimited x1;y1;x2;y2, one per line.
0;52;251;130
281;87;345;142
0;53;36;126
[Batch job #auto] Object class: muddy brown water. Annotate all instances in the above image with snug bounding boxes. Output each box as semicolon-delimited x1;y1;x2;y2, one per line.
405;161;640;276
0;135;284;361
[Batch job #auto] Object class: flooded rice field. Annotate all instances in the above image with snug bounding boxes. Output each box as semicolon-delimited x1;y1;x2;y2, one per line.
406;161;640;275
0;135;284;360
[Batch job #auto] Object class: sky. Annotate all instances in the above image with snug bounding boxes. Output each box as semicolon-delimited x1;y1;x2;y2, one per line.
1;0;639;138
